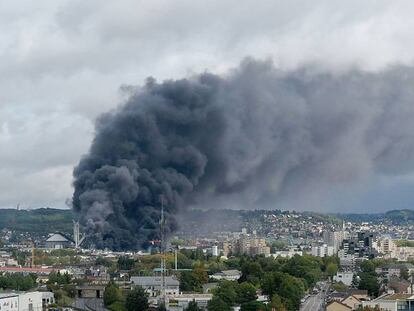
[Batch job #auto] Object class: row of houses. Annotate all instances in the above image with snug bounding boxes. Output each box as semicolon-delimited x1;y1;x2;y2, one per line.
326;290;369;311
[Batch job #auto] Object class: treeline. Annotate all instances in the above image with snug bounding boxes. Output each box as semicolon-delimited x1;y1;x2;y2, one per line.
0;273;37;291
100;251;337;311
204;255;336;311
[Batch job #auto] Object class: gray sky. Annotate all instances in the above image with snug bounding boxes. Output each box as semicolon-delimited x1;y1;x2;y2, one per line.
2;0;414;211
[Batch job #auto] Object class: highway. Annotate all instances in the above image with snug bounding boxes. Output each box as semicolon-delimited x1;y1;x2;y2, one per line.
300;282;329;311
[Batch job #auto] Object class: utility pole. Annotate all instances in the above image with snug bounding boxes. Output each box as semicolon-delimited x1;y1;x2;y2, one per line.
159;195;166;307
175;248;178;270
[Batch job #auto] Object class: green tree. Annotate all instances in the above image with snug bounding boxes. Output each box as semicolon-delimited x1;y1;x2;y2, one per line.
283;255;321;289
104;282;122;306
237;282;257;304
126;287;148;311
360;260;375;274
240;261;263;285
240;301;267;311
271;241;287;251
213;281;238;306
261;272;305;311
207;297;231;311
268;294;286;311
184;300;201;311
180;271;201;292
192;265;208;285
326;263;338;278
351;274;359;288
358;272;379;297
96;256;113;267
157;303;167;311
401;268;409;280
118;256;136;271
47;271;71;285
358;261;379;297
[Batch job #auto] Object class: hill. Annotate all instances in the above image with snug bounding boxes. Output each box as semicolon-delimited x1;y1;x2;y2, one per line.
0;208;73;235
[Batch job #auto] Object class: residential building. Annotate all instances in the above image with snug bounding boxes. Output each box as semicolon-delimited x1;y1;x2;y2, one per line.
333;272;354;286
326;300;352;311
341;295;362;310
271;249;303;258
376;236;396;256
19;292;49;311
0;293;18;311
312;244;334;257
362;293;414;311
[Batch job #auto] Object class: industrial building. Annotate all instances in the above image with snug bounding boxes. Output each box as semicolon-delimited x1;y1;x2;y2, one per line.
130;276;180;297
44;233;73;249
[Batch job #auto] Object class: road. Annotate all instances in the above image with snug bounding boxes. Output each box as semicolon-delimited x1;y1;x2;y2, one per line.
300;282;329;311
74;298;108;311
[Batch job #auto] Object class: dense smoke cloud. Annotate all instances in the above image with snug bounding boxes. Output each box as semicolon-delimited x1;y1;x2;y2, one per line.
72;59;414;250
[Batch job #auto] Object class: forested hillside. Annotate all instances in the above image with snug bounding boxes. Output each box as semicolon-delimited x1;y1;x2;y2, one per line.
0;208;73;234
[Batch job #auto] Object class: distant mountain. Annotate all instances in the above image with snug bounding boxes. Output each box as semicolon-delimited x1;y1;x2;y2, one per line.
1;207;413;241
0;208;73;235
334;209;414;224
385;209;414;223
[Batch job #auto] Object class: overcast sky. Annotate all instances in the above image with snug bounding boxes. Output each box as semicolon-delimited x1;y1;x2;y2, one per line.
2;0;414;211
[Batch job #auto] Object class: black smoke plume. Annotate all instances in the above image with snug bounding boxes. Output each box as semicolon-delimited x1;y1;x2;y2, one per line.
73;59;414;250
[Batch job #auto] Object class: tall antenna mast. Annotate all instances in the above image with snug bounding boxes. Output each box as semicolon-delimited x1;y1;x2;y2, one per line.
159;195;166;306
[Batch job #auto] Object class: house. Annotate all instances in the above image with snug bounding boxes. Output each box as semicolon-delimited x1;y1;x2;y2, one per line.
44;233;73;249
326;300;352;311
333;272;354;286
388;277;412;294
341;295;362;310
330;290;369;305
375;263;414;280
0;266;54;276
362;293;414;311
330;292;350;302
348;289;369;301
130;276;180;297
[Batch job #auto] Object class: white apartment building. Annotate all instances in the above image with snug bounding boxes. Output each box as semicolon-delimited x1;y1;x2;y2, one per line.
0;292;54;311
312;244;334;257
333;271;354;286
0;294;19;311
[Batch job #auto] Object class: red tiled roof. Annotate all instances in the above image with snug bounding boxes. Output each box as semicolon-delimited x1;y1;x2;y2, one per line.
0;266;54;273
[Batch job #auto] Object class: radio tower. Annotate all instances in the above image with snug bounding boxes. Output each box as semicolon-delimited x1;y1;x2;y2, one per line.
159;195;166;307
